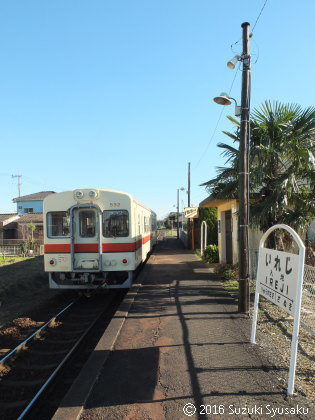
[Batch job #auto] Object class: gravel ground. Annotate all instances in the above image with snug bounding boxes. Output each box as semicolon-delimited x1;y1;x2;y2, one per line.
254;297;315;403
0;256;76;356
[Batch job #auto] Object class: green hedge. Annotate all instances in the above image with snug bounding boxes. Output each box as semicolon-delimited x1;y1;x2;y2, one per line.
203;244;219;263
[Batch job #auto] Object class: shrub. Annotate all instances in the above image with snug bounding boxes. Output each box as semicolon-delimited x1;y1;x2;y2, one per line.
218;264;239;281
203;244;219;263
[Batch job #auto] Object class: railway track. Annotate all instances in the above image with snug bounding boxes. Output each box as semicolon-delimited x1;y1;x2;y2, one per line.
0;290;126;419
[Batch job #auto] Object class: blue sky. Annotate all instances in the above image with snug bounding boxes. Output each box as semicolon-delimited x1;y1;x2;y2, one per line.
1;0;314;218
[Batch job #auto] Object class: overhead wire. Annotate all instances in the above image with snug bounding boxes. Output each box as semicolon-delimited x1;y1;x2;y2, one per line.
194;0;269;171
250;0;269;37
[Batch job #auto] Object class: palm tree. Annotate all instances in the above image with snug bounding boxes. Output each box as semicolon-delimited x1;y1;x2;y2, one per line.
202;101;315;239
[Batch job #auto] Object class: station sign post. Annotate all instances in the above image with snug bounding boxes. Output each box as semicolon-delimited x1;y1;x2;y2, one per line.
184;207;199;250
250;224;305;395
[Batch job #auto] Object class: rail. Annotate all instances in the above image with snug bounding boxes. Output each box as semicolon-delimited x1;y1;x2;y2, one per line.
0;302;75;367
0;292;125;419
16;297;112;420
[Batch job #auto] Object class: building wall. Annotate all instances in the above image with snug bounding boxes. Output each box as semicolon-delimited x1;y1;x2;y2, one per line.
201;198;263;266
16;200;43;214
217;200;239;265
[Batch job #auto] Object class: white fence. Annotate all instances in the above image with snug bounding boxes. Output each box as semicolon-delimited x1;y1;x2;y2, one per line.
0;244;44;257
0;245;21;256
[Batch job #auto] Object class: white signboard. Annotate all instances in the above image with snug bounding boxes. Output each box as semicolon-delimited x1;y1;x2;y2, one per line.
251;224;305;396
184;207;199;219
258;248;300;316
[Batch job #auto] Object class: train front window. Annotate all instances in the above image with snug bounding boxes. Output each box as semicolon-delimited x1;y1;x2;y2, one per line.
47;212;70;237
103;210;129;237
79;210;96;238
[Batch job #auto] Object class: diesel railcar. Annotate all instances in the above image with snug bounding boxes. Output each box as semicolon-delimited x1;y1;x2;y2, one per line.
43;189;157;289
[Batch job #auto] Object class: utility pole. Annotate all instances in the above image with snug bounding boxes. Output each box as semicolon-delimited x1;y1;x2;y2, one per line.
12;174;22;198
188;162;191;207
187;162;191;248
238;22;251;313
177;189;180;239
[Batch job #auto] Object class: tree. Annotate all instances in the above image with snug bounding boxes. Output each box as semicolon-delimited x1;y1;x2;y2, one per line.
27;223;36;242
198;207;218;245
202;101;315;241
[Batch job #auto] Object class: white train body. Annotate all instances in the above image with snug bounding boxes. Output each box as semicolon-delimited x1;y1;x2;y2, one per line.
43;189;157;289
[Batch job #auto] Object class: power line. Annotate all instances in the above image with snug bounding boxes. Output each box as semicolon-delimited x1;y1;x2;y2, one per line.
251;0;269;36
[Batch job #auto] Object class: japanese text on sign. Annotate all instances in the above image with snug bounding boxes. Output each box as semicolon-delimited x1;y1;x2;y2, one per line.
257;248;300;315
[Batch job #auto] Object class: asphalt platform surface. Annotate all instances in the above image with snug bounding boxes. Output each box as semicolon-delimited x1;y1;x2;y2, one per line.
54;237;314;420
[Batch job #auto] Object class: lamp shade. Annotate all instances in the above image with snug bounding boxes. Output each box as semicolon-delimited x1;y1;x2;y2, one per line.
213;92;232;106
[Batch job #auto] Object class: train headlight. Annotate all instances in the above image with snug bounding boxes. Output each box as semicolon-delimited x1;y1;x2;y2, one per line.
122;259;128;264
89;190;98;199
75;191;84;199
49;258;57;266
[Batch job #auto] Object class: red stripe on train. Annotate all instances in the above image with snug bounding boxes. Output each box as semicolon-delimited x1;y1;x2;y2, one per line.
102;243;136;252
75;244;98;252
44;234;152;254
44;244;71;253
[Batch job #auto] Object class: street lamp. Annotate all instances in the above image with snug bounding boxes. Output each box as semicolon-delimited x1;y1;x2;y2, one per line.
213;93;241;117
212;22;251;314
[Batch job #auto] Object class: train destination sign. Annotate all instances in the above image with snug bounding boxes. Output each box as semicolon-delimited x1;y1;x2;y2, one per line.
250;224;305;396
258;248;300;315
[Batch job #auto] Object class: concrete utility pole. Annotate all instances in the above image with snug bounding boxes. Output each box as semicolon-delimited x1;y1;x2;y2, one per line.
187;162;191;248
188;162;191;207
12;174;22;198
238;22;251;313
177;188;180;239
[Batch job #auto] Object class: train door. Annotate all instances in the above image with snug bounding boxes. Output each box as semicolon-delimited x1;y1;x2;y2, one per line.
70;206;102;272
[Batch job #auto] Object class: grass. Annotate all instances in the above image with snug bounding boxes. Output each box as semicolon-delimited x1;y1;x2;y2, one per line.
165;229;177;237
224;279;239;295
0;256;33;266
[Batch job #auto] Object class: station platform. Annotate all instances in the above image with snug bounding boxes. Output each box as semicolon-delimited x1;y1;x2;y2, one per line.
54;237;314;420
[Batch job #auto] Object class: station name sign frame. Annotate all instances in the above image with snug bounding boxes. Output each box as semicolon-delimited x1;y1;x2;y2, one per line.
184;207;199;219
250;224;305;396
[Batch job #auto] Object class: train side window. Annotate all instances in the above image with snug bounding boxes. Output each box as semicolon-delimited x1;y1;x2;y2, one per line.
144;216;149;233
47;212;70;237
103;210;129;237
79;210;96;238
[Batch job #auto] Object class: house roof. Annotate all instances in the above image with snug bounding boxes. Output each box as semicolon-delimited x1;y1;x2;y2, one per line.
17;213;44;224
13;191;55;203
199;196;238;208
3;221;18;230
0;213;19;223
